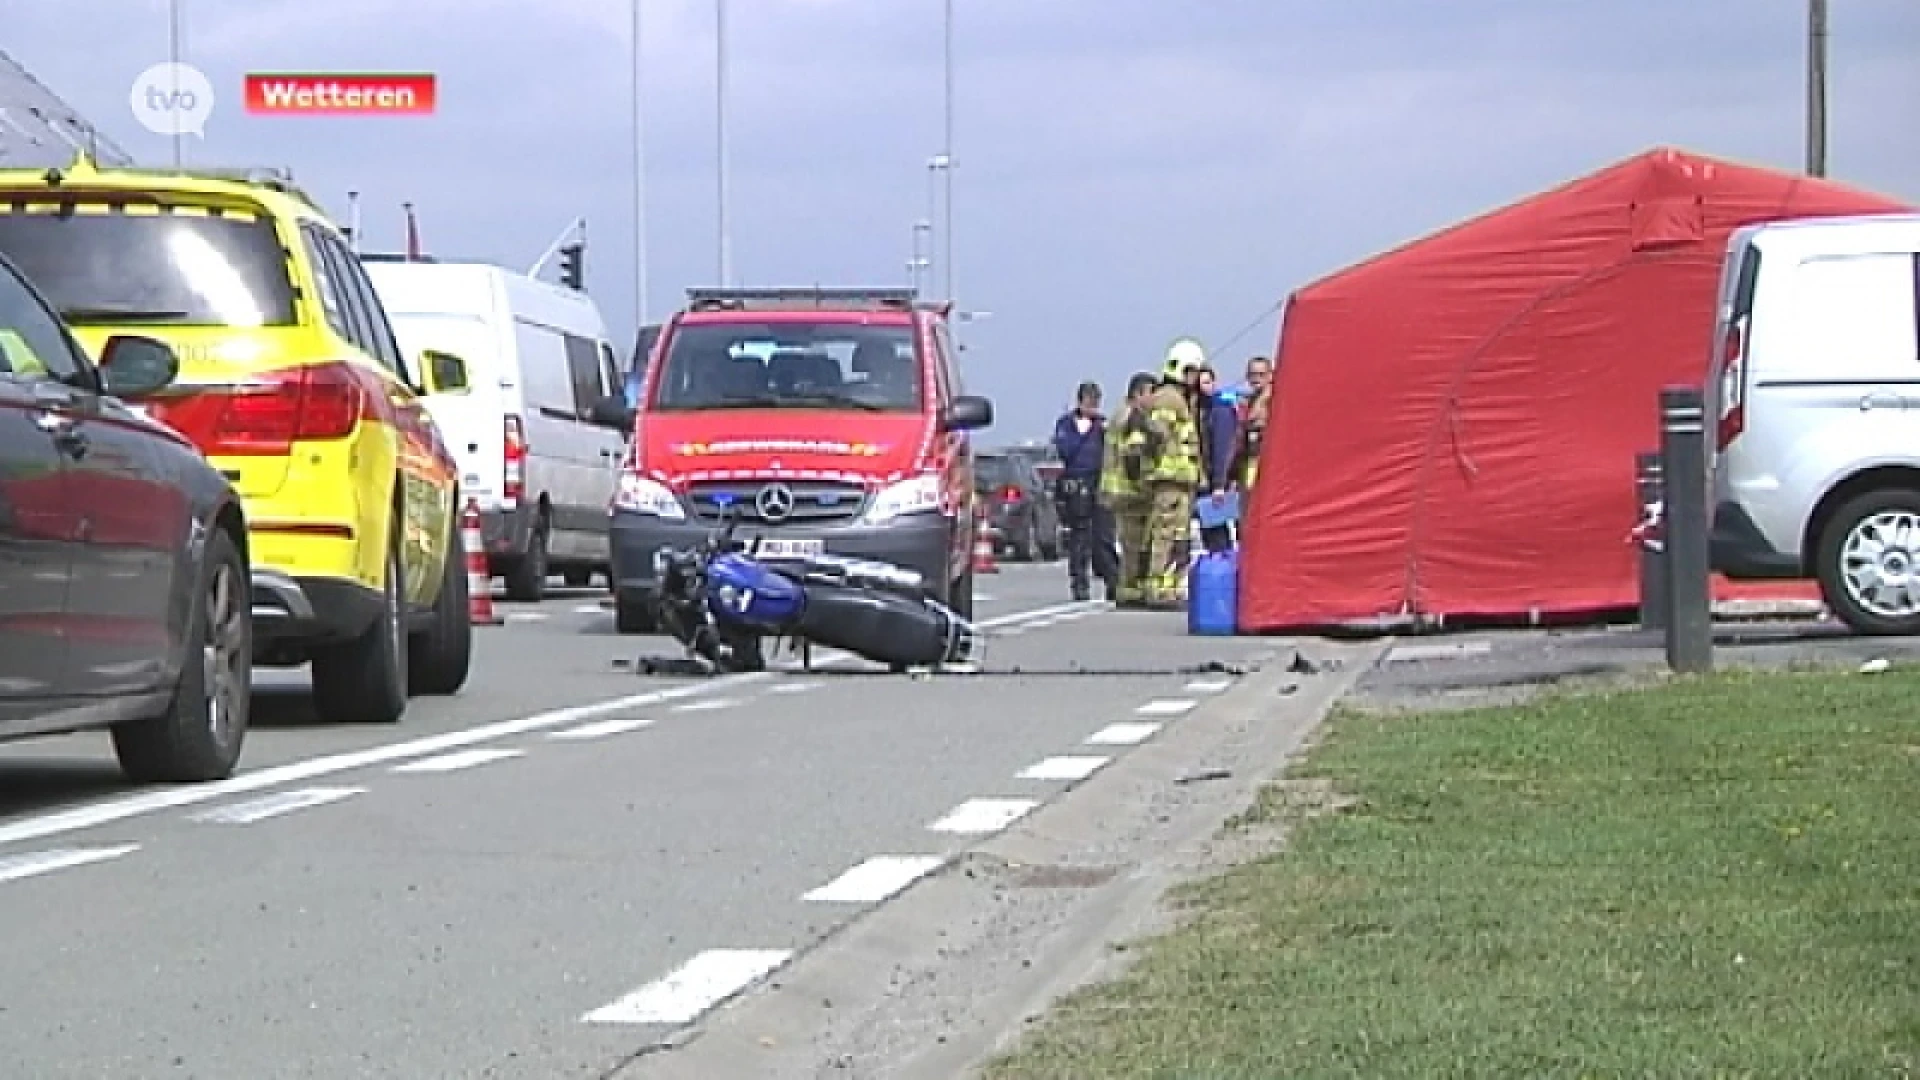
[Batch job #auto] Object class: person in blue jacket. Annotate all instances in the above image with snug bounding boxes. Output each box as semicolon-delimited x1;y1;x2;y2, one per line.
1051;380;1120;601
1193;365;1243;552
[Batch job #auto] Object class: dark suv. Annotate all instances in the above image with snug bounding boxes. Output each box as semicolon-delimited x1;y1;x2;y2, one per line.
975;451;1061;561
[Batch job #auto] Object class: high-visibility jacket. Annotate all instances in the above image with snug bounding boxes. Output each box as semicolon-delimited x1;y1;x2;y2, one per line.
1142;382;1200;487
1100;402;1143;507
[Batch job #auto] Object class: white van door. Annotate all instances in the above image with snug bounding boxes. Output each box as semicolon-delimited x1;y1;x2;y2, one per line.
388;312;507;511
513;318;619;564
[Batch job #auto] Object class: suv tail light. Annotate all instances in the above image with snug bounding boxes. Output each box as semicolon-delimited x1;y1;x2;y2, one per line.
149;362;364;456
998;484;1024;504
1716;317;1749;450
503;415;527;503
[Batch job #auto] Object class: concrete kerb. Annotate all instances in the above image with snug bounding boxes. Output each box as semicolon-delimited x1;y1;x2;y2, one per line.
612;635;1392;1079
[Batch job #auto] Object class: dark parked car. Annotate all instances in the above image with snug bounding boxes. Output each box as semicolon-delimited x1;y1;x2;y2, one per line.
0;250;252;782
975;451;1060;562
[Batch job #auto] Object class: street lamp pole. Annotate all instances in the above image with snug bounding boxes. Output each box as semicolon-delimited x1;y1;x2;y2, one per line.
1806;0;1828;177
926;154;948;294
909;220;932;293
941;0;956;308
168;0;183;167
631;0;651;323
715;0;734;286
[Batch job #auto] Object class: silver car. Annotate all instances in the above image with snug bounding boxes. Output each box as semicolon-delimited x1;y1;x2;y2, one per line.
1708;211;1920;634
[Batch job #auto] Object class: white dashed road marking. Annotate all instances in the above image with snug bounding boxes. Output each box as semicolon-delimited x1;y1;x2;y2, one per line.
1085;721;1163;746
505;612;550;623
0;677;765;852
672;698;739;713
583;948;794;1026
0;845;140;884
1017;755;1111;782
1184;677;1233;693
573;604;605;615
0;599;1095;853
1136;698;1198;717
768;681;822;694
547;716;657;741
803;855;945;904
392;748;525;774
188;787;363;825
928;798;1039;835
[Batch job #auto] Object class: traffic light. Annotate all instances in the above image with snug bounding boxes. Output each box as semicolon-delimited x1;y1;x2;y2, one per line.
558;242;584;290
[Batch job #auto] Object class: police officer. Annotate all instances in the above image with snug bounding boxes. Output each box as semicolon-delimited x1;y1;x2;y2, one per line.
1136;340;1204;608
1101;372;1159;606
1052;380;1119;601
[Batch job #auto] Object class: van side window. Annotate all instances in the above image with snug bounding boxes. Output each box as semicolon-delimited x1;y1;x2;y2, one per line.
597;341;621;403
563;332;605;416
1796;253;1920;374
1912;253;1920;362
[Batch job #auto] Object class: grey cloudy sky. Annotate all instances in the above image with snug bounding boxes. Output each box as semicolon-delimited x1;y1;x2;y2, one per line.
8;0;1918;438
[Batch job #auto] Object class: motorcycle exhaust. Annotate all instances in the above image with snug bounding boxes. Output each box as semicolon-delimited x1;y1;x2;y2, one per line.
795;585;982;669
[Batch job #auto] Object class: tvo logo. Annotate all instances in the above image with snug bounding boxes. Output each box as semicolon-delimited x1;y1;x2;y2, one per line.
129;62;215;138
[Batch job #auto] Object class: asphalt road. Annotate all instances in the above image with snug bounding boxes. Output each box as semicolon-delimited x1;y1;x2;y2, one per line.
0;561;1276;1079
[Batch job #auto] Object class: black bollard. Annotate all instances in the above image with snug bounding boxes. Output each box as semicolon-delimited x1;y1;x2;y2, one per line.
1636;451;1667;631
1659;387;1713;673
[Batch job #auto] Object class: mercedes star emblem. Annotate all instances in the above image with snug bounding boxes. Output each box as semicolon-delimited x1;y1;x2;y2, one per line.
755;483;796;522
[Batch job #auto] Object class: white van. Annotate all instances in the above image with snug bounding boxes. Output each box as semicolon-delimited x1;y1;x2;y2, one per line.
1708;211;1920;634
363;259;628;602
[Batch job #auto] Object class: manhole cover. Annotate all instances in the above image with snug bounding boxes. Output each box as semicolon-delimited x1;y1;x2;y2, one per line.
1007;864;1122;889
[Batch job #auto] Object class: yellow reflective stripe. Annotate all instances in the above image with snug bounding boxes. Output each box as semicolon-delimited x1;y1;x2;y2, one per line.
0;201;258;222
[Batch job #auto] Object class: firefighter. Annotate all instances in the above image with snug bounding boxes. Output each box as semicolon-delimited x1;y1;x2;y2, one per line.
1138;340;1204;608
1101;371;1159;607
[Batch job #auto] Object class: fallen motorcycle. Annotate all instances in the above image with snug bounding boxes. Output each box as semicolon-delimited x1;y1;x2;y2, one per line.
651;503;982;675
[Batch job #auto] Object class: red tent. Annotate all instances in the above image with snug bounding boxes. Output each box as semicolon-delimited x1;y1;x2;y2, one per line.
1237;147;1911;631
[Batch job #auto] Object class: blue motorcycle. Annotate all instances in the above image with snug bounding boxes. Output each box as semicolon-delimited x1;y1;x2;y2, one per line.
652;502;982;675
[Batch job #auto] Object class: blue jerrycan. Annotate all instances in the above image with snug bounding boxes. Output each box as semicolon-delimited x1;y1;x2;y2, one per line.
1187;548;1238;636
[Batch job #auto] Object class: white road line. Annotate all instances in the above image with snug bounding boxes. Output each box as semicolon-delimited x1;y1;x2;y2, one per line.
188;787;363;825
1184;677;1234;693
672;698;738;713
0;677;763;851
0;845;139;884
505;612;550;623
1086;721;1163;746
973;593;997;603
802;855;945;904
928;798;1039;835
1016;755;1111;782
547;716;657;741
573;604;606;615
767;681;821;694
0;598;1093;853
582;949;793;1026
974;599;1103;630
391;748;525;774
1136;698;1198;717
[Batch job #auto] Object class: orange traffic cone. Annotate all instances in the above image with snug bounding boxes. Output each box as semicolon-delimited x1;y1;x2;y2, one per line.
972;516;1000;575
463;498;503;626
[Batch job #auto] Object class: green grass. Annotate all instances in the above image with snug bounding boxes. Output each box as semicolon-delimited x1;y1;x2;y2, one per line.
983;669;1920;1079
